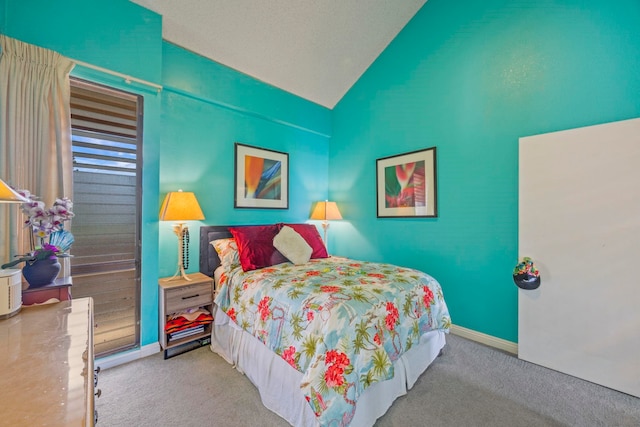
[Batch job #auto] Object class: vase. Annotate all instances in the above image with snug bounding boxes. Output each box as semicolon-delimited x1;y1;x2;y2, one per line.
22;258;61;288
513;273;541;290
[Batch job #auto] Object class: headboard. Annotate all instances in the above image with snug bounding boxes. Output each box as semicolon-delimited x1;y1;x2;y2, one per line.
199;225;234;277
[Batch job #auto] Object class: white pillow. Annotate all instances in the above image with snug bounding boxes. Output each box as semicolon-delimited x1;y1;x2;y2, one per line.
211;238;240;271
273;226;312;265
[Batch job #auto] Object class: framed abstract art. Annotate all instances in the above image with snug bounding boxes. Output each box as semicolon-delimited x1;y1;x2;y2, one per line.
234;143;289;209
376;147;438;218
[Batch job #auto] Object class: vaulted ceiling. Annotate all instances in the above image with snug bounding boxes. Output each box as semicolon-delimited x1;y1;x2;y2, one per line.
130;0;428;108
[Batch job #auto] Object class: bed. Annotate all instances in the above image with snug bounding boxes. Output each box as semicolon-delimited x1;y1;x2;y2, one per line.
199;224;451;427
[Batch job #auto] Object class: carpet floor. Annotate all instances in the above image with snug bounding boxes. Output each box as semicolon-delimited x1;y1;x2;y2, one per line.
96;334;640;426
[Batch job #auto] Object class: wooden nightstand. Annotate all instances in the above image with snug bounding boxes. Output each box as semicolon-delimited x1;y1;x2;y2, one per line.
159;272;214;359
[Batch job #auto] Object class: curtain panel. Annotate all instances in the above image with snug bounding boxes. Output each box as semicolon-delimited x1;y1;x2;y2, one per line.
0;34;75;266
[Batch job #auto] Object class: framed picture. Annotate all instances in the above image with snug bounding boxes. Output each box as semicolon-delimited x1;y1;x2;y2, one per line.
234;143;289;209
376;147;438;218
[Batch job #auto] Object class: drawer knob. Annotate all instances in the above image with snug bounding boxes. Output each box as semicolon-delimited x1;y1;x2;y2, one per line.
182;294;200;300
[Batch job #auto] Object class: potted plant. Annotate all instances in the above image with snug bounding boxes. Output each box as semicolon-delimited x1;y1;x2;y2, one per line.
1;188;74;288
513;256;541;290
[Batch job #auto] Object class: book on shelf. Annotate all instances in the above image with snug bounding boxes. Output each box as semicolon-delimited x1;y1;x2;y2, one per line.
170;325;204;338
168;325;205;341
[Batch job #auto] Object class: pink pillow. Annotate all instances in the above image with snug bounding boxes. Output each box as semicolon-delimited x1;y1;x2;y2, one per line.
280;223;328;259
229;225;288;271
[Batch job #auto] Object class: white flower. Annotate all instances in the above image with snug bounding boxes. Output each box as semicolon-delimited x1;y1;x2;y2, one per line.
16;189;74;241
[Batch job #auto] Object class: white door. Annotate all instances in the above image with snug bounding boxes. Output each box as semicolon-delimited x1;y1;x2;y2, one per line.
518;118;640;398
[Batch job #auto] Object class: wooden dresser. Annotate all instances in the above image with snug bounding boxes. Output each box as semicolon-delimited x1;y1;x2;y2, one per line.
0;297;96;426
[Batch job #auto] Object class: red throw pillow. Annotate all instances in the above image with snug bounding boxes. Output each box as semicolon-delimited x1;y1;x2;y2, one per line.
280;223;328;259
229;225;288;271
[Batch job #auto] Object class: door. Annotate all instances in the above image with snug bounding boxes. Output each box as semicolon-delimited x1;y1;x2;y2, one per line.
69;78;143;357
518;118;640;398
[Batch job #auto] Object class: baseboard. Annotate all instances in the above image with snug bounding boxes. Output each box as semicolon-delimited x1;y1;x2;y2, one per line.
450;324;518;354
96;342;161;370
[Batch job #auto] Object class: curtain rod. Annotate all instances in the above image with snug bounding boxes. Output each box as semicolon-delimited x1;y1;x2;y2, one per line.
71;58;163;92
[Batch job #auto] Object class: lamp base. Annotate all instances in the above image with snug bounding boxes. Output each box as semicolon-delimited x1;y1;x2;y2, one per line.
320;221;330;248
167;223;192;281
166;265;191;282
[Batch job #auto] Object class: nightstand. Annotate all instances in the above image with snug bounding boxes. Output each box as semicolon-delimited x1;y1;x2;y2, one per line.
159;272;214;359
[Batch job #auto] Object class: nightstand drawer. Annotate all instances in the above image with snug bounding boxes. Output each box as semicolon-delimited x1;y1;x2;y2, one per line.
165;283;211;312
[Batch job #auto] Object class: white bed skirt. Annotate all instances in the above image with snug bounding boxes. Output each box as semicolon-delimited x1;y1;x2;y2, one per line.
210;306;446;427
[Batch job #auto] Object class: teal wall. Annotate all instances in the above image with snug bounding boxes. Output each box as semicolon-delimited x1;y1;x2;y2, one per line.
0;0;162;83
331;0;640;342
158;42;331;277
1;0;331;350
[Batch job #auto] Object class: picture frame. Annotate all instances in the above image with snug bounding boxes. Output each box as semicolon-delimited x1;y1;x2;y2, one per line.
376;147;438;218
234;142;289;209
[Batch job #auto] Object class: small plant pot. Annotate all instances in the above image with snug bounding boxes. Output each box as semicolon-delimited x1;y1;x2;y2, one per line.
513;273;540;290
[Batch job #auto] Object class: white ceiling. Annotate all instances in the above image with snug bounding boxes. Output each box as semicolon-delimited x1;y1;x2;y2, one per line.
130;0;427;108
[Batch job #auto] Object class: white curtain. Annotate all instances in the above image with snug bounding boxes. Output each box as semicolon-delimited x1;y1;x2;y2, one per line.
0;34;75;266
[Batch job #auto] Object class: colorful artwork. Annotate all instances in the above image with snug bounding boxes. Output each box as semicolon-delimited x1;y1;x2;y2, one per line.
244;155;281;200
384;160;426;208
235;143;288;209
377;147;437;217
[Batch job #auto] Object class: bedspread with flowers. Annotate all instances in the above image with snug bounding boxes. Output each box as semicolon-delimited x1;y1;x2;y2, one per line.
215;256;451;427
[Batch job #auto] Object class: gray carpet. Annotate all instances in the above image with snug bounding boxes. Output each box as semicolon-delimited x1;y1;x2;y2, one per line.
96;334;640;426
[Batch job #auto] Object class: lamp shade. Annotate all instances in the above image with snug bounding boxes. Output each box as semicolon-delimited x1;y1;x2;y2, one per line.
310;201;342;221
159;190;205;221
0;178;28;203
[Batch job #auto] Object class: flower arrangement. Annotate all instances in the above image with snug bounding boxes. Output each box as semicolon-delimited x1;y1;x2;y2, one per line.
19;189;74;243
0;188;74;269
513;257;540;278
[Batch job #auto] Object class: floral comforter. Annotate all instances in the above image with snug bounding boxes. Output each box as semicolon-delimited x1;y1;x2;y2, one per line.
214;256;451;427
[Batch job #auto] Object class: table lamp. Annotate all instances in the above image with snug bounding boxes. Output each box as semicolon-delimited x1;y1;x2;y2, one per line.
159;190;205;281
310;200;342;248
1;178;28;319
0;178;28;203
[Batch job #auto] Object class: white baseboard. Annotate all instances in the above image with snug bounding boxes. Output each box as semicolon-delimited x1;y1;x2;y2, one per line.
450;324;518;354
96;342;161;370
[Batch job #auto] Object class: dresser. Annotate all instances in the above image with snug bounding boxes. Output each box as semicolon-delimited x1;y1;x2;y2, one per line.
0;297;96;426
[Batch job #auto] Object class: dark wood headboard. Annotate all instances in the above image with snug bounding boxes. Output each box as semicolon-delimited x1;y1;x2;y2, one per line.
199;225;234;277
199;224;276;277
